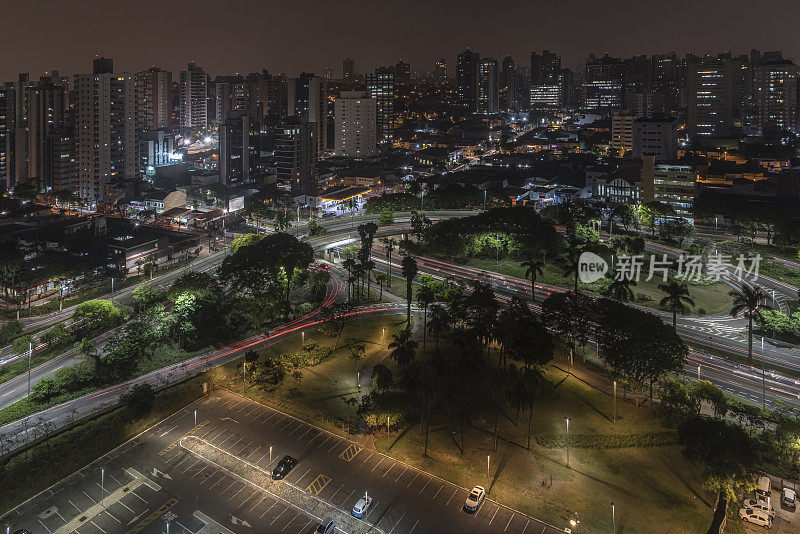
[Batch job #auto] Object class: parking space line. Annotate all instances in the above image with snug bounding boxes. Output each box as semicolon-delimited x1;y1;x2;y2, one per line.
418;477;431;494
383;464;394;477
387;513;405;534
104;509;121;524
394;466;408;482
360;451;373;466
408;520;419;534
260;502;279;519
219;480;237;495
90;519;106;533
288;423;304;436
68;499;81;512
371;457;385;472
126;498;178;533
406;472;419;487
158;421;209;456
248;494;268;512
296;518;312;533
207;473;228;490
318;435;332;447
297;428;313;440
229;485;248;501
505;513;515;531
488;506;499;525
36;518;52;533
289;467;311;485
521;519;529;533
432;485;444;500
445;488;458;506
326;438;343;453
82;491;97;504
117;500;134;513
270;508;288;526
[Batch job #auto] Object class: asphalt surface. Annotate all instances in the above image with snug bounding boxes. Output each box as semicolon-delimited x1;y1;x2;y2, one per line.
2;389;563;534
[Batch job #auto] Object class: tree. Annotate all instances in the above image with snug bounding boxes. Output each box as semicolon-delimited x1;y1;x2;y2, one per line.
371;363;393;392
604;276;636;303
0;320;23;346
72;299;123;334
40;323;73;347
229;233;263;254
388;327;418;368
416;284;436;350
659;280;695;329
521;257;544;302
597;300;688;405
121;384;155;418
272;234;314;313
319;303;356;351
132;283;164;313
74;337;98;367
610;204;637;232
427;304;450;352
306;269;331;302
11;334;33;356
382;237;396;288
374;272;388;300
378;209;394;225
678;415;759;533
401;255;418;324
729;283;771;365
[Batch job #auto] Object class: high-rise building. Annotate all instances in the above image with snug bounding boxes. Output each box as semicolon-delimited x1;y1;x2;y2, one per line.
43;128;76;194
75;63;136;204
650;54;682;114
478;58;499;114
531;50;561;85
434;59;448;86
27;75;69;190
275;118;317;196
366;68;394;146
641;156;695;219
530;84;561;108
584;54;624;84
610;111;637;155
633;116;677;161
334;91;377;158
501;56;517;110
343;58;356;83
214;75;247;125
288;72;328;156
135;66;172;132
457;49;480;110
581;80;623;110
179;62;208;131
685;54;741;137
219;112;261;186
394;61;411;87
0;85;9;189
755;53;797;135
264;72;287;119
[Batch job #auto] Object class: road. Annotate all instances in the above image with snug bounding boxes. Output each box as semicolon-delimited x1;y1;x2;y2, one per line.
365;247;800;411
2;389;562;534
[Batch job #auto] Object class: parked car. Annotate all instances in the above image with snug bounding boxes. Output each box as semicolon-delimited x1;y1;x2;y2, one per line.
783;487;797;509
757;476;772;499
463;485;486;513
744;498;775;518
739;507;772;529
352;495;373;518
271;455;297;480
315;518;335;534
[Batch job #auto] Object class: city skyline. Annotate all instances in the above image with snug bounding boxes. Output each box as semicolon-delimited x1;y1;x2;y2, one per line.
3;0;800;79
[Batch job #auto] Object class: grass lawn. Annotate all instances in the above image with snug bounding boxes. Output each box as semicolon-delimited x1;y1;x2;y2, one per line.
465;256;733;315
210;317;734;534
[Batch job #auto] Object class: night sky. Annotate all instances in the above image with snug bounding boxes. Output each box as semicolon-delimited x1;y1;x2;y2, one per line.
4;0;800;80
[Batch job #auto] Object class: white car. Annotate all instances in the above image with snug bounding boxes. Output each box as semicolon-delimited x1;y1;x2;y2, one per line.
463;485;486;513
783;488;797;509
352;496;373;519
739;507;772;529
744;498;775;518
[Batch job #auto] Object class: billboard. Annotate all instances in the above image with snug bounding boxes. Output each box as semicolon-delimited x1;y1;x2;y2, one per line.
228;196;245;212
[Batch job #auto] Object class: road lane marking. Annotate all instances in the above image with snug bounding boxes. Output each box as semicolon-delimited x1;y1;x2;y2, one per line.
125;498;178;533
158;421;208;456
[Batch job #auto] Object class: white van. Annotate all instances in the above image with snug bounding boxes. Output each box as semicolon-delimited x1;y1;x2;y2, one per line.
757;476;772;499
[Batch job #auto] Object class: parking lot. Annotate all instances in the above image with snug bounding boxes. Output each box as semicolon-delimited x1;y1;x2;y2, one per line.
3;389;562;534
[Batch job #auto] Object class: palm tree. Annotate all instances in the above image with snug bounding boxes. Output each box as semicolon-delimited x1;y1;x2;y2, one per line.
388;327;418;368
401;255;418;325
604;276;636;303
729;283;771;365
427;304;450;352
416;285;436;350
659;280;695;329
521;257;544;302
383;237;396;288
374;272;388;300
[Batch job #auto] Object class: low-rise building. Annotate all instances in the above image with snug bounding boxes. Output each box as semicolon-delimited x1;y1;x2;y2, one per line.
641;156;696;219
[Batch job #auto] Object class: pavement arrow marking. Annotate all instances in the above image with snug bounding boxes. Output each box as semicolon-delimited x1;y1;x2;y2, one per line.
231;515;252;527
151;467;172;480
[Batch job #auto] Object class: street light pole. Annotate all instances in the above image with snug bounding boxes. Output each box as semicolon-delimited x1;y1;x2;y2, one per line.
27;341;32;399
101;468;105;507
387;416;390;451
762;336;766;410
697;365;700;381
612;502;616;534
487;455;490;489
565;417;570;468
612;381;616;424
194;409;197;433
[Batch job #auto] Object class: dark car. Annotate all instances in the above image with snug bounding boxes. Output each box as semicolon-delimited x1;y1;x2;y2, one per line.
272;455;297;480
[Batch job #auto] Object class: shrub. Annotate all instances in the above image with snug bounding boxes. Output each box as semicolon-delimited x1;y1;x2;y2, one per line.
536;431;678;449
357;390;411;431
0;320;22;346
